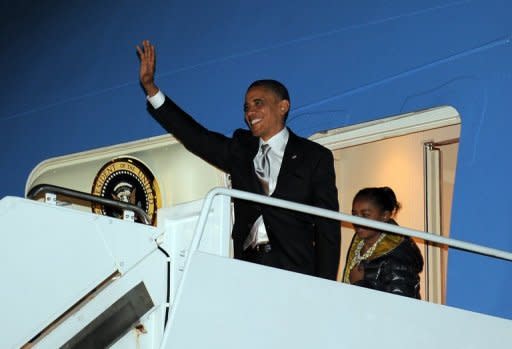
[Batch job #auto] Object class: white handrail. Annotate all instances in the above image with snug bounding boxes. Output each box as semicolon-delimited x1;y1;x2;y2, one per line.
193;187;512;260
160;187;512;349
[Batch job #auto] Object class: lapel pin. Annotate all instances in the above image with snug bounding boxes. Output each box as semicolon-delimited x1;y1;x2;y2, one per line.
291;154;297;159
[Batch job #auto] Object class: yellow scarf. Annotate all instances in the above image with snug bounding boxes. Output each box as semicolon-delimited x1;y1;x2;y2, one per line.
342;233;404;283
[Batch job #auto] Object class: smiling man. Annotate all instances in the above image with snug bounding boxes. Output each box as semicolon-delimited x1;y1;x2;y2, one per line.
137;40;340;280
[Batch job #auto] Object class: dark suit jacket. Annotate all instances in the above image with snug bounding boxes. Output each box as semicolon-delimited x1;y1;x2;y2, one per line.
149;96;340;280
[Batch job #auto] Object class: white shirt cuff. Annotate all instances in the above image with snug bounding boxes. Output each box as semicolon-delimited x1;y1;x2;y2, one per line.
147;90;165;109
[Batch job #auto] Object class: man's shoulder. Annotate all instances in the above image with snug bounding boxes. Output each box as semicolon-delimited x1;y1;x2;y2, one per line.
231;128;259;148
289;130;332;155
233;128;253;138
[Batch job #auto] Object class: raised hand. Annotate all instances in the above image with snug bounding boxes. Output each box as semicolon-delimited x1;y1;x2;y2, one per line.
136;40;159;96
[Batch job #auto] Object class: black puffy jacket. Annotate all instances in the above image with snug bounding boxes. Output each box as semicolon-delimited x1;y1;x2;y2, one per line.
343;233;424;299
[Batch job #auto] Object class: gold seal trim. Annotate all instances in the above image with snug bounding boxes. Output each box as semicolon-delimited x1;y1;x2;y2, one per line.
91;157;161;225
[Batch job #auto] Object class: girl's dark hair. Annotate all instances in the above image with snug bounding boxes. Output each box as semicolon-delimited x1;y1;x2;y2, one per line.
353;186;401;216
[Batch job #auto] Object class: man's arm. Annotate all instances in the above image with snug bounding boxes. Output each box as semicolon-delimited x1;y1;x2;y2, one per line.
136;40;233;172
311;148;341;280
149;96;234;173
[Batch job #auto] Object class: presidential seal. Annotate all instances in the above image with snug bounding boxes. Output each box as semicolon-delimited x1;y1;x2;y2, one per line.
91;157;161;225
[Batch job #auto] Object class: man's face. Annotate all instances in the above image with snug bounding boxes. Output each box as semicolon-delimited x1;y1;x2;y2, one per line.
244;86;289;141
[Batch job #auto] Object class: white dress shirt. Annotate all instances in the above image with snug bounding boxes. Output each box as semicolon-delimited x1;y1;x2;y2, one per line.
147;90;166;109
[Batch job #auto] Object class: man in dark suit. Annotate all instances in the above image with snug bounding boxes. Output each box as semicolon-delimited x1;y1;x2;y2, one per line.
137;40;340;280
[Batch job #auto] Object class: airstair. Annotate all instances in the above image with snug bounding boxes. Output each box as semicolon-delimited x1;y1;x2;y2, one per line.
1;186;511;349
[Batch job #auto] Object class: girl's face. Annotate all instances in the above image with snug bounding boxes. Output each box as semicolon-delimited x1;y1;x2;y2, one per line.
351;198;390;241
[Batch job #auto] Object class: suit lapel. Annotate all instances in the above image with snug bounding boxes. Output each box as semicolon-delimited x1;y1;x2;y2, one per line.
272;129;303;197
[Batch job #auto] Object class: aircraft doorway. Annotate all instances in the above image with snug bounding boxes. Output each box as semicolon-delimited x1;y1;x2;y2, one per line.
310;106;460;302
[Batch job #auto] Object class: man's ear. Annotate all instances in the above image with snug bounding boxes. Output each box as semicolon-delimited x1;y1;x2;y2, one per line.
279;99;290;117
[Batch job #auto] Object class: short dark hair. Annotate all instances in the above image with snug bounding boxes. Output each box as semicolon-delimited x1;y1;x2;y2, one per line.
353;187;401;217
248;79;291;120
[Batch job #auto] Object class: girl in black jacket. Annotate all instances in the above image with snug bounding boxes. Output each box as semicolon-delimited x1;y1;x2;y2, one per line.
342;187;424;299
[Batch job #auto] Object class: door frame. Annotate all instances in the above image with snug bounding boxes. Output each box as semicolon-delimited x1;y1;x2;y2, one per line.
310;106;460;148
309;105;461;301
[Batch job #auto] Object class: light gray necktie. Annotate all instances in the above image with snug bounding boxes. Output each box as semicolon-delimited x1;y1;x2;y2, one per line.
254;144;271;195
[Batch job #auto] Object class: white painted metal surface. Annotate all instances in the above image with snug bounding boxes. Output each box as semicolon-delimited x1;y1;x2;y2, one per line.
3;187;511;348
0;193;232;348
157;195;232;302
0;196;160;349
36;250;167;349
160;187;512;349
164;251;512;348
